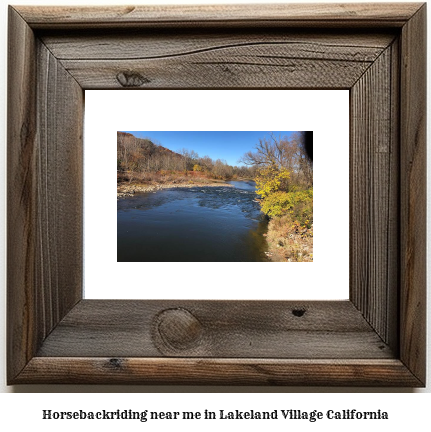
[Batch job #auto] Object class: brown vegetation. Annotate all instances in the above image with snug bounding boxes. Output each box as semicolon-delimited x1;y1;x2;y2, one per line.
117;131;256;186
265;215;313;262
117;131;257;200
240;132;313;262
117;131;313;263
117;169;232;198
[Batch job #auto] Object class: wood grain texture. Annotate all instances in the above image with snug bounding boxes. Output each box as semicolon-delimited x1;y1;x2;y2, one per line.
7;6;83;384
39;29;394;89
350;43;399;349
7;6;38;381
60;55;373;89
36;300;393;359
15;3;423;29
35;40;84;338
50;31;394;89
41;31;395;60
15;358;423;386
399;3;427;385
7;3;427;386
387;38;401;352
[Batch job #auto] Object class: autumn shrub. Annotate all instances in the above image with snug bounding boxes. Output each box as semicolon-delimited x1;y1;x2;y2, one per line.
266;213;313;262
117;172;129;183
260;188;313;222
255;165;290;199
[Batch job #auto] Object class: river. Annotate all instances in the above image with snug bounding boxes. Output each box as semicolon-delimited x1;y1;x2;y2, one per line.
117;180;269;262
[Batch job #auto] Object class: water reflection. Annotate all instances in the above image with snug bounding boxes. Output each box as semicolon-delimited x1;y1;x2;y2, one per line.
117;181;269;262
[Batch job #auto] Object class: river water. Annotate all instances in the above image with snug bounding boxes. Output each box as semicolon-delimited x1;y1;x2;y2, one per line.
117;180;269;262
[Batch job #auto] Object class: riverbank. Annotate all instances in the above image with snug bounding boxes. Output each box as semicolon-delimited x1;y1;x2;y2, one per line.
118;179;266;262
117;179;233;198
264;215;313;262
118;177;312;263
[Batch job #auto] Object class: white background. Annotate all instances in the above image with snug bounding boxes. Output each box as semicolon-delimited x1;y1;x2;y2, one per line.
85;90;349;300
0;0;429;422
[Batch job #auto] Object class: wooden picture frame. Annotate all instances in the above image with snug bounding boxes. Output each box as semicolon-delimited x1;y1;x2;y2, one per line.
7;3;426;386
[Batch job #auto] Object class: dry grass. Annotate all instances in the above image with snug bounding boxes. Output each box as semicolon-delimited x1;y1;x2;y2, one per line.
117;170;229;186
265;215;313;262
117;171;233;198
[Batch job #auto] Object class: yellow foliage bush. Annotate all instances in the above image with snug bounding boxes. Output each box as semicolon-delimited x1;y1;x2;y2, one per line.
260;188;313;222
255;165;290;199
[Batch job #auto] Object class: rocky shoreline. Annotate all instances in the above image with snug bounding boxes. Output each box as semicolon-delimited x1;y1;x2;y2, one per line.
117;181;234;199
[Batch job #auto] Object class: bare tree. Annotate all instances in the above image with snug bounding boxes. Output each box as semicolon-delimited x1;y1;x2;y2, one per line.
239;132;313;189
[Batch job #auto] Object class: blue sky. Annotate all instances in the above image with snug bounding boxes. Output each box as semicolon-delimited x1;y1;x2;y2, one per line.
121;131;295;166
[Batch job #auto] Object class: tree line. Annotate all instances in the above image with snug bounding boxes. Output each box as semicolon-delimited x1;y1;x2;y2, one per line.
240;132;313;221
239;132;312;192
117;131;257;181
239;132;313;262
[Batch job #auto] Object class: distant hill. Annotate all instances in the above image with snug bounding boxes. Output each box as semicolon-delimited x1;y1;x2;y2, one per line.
117;131;183;160
117;131;256;183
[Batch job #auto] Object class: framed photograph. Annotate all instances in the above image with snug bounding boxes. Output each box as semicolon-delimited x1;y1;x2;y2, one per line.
7;3;426;386
85;89;349;301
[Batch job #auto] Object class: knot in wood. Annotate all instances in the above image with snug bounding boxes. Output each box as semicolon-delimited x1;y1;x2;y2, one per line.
292;308;306;317
155;308;203;351
108;358;123;369
116;71;150;87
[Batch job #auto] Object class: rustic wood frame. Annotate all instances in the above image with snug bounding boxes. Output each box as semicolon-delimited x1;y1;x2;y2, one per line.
7;3;426;386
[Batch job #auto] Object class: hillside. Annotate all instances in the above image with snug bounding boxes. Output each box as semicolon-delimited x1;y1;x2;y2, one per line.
117;131;183;162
